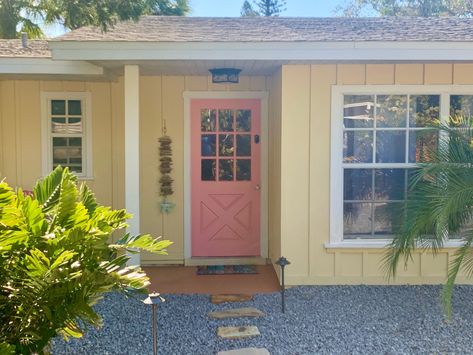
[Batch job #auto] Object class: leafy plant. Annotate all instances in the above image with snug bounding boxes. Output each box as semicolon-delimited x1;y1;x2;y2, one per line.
384;117;473;318
0;166;172;354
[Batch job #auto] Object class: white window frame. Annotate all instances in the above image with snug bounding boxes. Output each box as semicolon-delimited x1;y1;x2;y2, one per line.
329;85;473;249
41;92;93;179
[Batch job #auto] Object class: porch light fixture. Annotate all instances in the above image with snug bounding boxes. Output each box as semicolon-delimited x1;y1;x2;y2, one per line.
209;68;241;84
143;292;166;355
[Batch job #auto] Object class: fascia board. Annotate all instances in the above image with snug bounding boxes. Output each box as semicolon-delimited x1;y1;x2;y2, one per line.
0;58;104;75
48;41;473;61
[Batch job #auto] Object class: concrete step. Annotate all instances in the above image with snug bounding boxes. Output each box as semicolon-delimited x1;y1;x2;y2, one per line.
217;347;270;355
217;326;260;339
208;307;264;319
211;294;253;304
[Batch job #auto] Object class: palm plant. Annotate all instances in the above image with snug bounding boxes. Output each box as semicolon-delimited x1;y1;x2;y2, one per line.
384;117;473;318
0;167;172;354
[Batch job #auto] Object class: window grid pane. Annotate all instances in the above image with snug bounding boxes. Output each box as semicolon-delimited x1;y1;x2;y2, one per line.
49;99;84;174
342;93;441;240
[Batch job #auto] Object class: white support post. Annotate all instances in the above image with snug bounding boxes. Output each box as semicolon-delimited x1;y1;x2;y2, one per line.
124;65;141;266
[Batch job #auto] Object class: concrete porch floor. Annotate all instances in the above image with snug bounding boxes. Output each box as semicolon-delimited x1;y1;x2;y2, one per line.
143;265;280;294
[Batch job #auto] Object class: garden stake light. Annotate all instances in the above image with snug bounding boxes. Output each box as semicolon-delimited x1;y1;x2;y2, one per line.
143;292;165;355
275;257;290;313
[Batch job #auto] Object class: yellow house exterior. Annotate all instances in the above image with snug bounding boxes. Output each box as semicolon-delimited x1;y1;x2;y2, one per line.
2;17;473;286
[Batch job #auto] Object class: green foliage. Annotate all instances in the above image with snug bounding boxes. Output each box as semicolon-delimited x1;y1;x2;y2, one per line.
240;0;286;17
384;117;473;318
338;0;473;17
0;167;173;354
0;0;190;39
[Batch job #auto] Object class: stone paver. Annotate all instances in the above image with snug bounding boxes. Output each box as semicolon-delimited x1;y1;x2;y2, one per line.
217;326;260;339
217;347;270;355
211;294;253;304
208;307;264;319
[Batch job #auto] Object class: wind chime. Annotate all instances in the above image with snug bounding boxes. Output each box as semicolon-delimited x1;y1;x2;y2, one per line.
158;119;174;213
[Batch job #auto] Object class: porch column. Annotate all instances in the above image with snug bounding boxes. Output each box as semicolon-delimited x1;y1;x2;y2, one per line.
124;65;141;266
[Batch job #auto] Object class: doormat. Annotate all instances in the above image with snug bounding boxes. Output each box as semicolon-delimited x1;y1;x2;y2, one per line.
197;265;258;275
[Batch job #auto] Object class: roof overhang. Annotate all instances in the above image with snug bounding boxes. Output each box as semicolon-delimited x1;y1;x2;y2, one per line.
0;58;104;76
49;41;473;62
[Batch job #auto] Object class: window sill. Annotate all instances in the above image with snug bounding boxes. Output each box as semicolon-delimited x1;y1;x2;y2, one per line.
325;240;465;249
77;176;95;181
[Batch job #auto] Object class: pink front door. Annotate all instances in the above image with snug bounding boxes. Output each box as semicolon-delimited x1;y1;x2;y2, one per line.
191;99;261;257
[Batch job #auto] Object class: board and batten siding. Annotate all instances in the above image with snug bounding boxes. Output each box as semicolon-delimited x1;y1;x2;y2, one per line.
279;63;473;285
0;75;271;265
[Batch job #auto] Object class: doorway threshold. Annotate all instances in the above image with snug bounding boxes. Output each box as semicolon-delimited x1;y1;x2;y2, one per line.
185;256;268;266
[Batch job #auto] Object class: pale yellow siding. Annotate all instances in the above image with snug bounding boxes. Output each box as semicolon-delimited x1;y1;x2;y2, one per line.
278;63;473;285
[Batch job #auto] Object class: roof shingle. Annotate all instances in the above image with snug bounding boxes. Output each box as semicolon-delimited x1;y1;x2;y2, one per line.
0;39;50;58
54;16;473;42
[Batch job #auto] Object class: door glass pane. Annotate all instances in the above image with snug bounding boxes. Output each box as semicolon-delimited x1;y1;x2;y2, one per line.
344;202;372;238
376;131;406;163
343;131;373;163
236;134;251;156
52;117;67;133
219;134;234;156
409;130;438;163
68;117;83;133
344;169;373;201
201;159;216;181
376;95;407;128
409;95;440;127
201;134;216;156
201;109;216;132
374;169;406;201
374;202;403;236
343;95;374;128
236;110;251;132
51;100;65;115
68;100;82;115
219;109;234;132
219;159;234;181
450;95;473;126
236;159;251;181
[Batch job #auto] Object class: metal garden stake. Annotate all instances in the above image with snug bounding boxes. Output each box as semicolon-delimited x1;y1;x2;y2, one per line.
275;256;290;313
143;292;165;355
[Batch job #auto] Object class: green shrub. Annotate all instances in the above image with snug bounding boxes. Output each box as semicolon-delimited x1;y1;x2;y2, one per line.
0;167;172;354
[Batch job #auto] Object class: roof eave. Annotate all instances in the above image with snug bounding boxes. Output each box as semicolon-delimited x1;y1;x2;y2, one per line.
48;40;473;61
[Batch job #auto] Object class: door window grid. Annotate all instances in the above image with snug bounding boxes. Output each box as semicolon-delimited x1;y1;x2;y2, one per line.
200;108;252;182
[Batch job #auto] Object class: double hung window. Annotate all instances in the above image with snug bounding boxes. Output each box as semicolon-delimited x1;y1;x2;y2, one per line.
331;86;473;244
41;93;92;178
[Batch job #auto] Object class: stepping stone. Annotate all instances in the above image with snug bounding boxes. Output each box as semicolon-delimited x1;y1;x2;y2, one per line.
217;348;270;355
217;326;260;339
211;294;253;304
208;307;264;319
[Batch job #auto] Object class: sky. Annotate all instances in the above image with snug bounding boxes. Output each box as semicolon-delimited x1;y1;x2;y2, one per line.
189;0;344;17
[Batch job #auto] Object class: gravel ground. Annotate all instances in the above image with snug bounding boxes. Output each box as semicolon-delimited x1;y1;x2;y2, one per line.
51;285;473;355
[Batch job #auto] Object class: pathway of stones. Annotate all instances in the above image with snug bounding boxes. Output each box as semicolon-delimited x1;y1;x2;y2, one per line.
210;294;270;355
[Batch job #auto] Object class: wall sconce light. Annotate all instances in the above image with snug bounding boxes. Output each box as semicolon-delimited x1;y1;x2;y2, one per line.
209;68;241;84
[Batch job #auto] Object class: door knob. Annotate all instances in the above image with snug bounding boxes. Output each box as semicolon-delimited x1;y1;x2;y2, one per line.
255;185;261;191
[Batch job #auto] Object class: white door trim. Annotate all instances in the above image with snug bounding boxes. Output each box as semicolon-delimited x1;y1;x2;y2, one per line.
183;91;269;261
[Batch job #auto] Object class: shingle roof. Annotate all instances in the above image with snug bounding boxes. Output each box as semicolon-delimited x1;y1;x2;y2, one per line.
55;16;473;42
0;40;50;58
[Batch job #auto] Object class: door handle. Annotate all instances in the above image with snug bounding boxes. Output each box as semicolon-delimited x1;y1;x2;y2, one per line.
255;184;261;191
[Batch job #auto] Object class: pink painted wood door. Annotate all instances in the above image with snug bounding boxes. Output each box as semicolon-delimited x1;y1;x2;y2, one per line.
191;99;261;257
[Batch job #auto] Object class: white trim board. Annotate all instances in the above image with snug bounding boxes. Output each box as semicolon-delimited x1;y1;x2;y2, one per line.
0;58;103;75
330;84;473;247
49;41;473;61
183;91;269;261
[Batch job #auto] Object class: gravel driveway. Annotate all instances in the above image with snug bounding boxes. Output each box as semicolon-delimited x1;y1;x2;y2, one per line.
51;285;473;354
